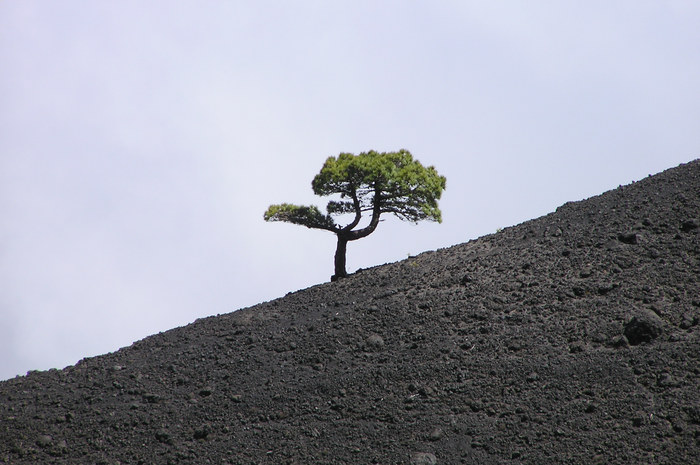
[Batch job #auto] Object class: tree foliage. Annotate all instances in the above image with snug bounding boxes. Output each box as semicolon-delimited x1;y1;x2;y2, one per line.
263;203;336;231
264;149;446;279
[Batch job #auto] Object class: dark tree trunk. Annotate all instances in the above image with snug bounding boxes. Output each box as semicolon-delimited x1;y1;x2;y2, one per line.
332;235;348;281
331;187;382;281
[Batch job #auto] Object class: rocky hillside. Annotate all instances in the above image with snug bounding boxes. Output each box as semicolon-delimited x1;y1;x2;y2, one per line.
1;160;699;465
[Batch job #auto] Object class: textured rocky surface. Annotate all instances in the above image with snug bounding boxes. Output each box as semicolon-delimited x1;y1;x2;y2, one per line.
1;160;699;464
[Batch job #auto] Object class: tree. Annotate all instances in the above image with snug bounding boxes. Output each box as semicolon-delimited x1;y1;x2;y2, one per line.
264;149;447;280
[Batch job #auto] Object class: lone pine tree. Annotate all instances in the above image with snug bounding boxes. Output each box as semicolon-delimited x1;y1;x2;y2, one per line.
264;149;446;280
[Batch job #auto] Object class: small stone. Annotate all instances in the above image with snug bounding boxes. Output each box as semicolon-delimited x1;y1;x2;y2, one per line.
647;247;662;259
624;309;664;345
365;334;385;350
143;393;161;403
410;452;437;465
194;425;210;440
680;313;698;329
526;372;539;382
597;283;615;295
155;430;173;445
569;342;585;353
579;267;593;278
36;435;53;448
572;286;586;297
609;335;629;348
681;219;699;232
418;386;434;396
584;403;598;413
428;428;444;441
657;373;679;387
617;232;637;244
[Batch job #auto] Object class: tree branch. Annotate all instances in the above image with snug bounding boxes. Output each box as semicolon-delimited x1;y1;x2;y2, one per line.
345;184;382;241
340;185;363;232
264;204;339;232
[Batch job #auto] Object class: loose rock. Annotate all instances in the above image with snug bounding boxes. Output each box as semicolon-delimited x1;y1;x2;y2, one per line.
411;452;437;465
624;309;664;345
618;232;638;244
365;334;385;350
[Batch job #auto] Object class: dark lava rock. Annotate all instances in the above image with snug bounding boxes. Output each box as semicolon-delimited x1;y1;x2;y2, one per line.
35;435;52;448
624;309;664;345
681;219;699;232
411;452;438;465
154;430;173;445
193;424;210;440
1;160;699;465
428;427;444;441
365;333;385;350
617;231;638;244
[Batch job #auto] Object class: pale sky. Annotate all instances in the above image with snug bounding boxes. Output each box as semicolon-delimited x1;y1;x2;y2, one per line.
1;1;698;380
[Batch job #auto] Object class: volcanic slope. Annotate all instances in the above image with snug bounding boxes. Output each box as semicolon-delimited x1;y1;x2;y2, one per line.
2;160;699;465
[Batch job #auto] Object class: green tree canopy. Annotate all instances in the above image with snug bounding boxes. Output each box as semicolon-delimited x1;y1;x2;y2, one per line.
264;149;446;280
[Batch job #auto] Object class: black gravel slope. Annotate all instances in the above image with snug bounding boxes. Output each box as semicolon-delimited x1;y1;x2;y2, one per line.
1;160;699;465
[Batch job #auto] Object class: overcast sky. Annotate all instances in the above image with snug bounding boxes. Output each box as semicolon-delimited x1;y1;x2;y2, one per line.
1;1;698;380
